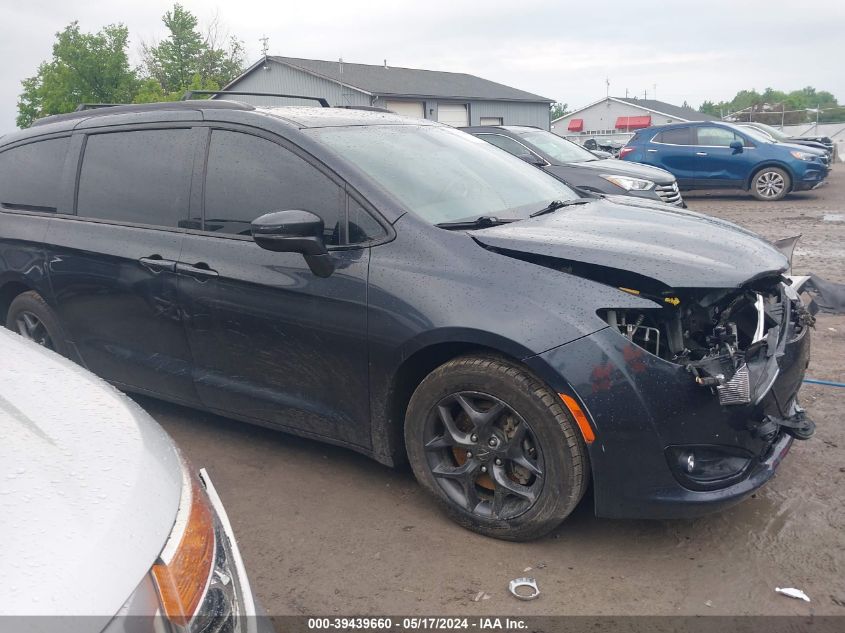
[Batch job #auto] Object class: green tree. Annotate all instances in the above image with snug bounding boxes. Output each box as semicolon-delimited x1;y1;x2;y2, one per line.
698;100;719;116
141;4;244;97
16;22;137;128
699;86;845;124
550;102;569;120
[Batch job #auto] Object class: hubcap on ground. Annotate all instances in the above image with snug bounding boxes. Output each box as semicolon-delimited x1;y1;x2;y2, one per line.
756;171;785;198
15;311;53;349
423;391;544;520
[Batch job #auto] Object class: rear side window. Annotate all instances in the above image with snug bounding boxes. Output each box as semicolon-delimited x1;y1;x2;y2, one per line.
0;137;70;212
203;130;344;244
653;127;692;145
76;129;193;227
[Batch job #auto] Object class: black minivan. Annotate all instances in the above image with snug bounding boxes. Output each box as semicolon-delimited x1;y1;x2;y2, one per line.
0;99;815;540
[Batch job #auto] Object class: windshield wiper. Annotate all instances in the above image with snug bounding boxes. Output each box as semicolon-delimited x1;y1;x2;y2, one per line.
529;198;592;218
435;216;518;230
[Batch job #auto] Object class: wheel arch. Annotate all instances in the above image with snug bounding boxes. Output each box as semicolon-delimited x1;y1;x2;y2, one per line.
0;279;35;324
373;329;540;467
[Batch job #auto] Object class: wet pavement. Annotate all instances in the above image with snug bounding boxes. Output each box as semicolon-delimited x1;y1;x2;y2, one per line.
148;169;845;617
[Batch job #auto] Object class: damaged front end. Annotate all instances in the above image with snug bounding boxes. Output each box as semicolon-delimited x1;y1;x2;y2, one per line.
598;276;816;441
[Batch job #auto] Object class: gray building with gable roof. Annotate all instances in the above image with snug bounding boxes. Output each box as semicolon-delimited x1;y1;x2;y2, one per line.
217;56;554;130
551;96;718;139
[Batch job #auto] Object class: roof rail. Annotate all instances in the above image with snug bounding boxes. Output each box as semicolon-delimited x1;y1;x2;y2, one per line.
74;104;122;112
337;105;392;113
182;90;330;107
30;100;254;128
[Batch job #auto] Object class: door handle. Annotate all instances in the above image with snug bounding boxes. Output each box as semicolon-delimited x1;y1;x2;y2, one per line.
695;152;708;156
646;149;658;153
139;256;176;273
176;262;219;280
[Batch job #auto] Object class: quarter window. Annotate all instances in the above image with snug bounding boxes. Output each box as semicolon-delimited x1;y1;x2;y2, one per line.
348;198;386;244
653;127;692;145
0;137;70;212
203;130;343;244
77;130;193;227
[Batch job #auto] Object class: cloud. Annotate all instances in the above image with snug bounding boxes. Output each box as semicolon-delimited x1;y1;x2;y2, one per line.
1;0;843;132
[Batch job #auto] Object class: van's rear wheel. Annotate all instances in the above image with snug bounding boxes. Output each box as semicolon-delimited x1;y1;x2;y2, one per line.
5;291;68;356
405;354;589;541
751;167;790;201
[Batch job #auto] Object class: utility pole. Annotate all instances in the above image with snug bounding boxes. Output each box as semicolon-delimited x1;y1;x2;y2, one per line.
653;84;657;100
259;35;270;70
606;77;610;98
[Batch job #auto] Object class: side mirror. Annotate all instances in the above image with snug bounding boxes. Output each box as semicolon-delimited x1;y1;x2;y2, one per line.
251;210;335;278
517;153;545;166
729;140;744;154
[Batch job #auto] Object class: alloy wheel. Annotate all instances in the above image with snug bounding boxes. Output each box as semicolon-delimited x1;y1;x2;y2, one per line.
423;391;544;520
15;311;54;349
756;171;785;199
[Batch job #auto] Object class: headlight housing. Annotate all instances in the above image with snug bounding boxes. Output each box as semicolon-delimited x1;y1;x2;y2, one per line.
600;174;656;191
789;150;816;161
152;464;252;632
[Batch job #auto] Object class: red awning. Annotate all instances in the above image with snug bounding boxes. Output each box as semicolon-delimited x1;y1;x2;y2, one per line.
615;115;651;130
567;118;584;132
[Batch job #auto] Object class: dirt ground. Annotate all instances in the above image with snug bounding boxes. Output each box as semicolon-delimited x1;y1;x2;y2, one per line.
148;170;845;618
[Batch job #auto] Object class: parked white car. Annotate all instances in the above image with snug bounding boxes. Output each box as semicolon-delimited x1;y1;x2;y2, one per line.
0;328;270;632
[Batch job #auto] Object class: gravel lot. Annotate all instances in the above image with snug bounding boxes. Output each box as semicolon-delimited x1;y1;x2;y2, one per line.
148;170;845;618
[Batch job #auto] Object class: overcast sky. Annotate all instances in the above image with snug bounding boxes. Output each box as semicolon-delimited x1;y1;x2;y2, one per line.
1;0;843;132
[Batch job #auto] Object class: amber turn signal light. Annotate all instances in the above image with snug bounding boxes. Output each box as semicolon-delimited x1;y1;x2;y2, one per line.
560;393;595;444
152;477;215;625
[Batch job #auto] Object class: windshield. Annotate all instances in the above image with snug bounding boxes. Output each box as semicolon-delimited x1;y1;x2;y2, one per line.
309;125;579;224
516;130;599;163
750;122;788;141
729;124;774;145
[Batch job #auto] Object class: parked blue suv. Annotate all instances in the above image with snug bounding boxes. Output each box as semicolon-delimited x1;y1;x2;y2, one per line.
620;121;829;200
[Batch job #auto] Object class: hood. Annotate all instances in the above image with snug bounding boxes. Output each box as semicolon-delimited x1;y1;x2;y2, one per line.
550;158;676;183
786;139;830;152
473;198;788;289
776;141;827;156
0;329;182;618
792;135;832;144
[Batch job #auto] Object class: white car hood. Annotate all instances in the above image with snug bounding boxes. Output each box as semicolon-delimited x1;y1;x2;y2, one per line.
0;329;182;618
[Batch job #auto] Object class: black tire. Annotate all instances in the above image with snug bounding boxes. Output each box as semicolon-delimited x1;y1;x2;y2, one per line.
405;354;589;541
5;290;69;356
750;167;791;201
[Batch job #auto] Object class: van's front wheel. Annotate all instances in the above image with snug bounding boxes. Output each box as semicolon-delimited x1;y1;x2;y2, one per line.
405;354;589;541
5;291;69;356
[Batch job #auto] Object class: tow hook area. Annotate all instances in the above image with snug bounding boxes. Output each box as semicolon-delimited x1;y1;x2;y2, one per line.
753;406;816;441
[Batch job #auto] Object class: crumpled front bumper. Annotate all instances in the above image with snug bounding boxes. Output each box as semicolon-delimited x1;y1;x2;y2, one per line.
526;309;811;519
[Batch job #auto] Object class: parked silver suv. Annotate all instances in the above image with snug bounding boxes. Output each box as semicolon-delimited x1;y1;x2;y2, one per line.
0;328;269;632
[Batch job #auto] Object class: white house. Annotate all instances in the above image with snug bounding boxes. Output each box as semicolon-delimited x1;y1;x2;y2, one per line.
551;96;717;139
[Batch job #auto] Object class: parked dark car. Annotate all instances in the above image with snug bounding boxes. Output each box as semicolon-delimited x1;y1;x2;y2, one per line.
0;100;815;541
621;121;829;200
738;122;834;162
463;125;684;206
583;136;626;157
